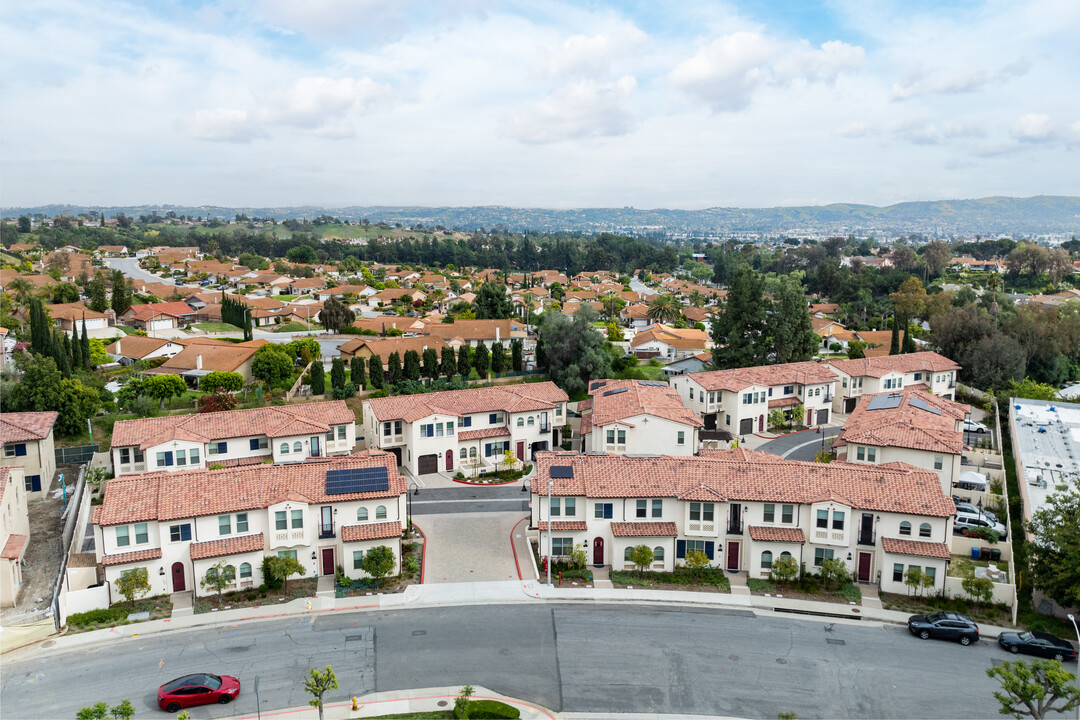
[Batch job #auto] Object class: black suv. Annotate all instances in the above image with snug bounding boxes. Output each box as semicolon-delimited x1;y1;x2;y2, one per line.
907;612;980;645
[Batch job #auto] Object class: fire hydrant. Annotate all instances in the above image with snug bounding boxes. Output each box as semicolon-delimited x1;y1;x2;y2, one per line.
352;697;359;711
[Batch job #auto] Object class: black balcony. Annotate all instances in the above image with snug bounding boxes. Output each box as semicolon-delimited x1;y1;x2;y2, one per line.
727;522;743;535
857;531;876;546
318;524;335;539
540;423;550;433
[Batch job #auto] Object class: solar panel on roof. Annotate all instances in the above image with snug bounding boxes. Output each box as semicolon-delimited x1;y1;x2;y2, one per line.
867;394;903;411
326;466;389;495
640;380;668;387
603;387;629;396
550;465;574;478
908;396;943;415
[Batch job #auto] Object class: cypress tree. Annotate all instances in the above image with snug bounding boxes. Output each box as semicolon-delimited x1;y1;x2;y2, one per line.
71;327;83;368
457;345;472;377
491;342;506;374
387;352;402;386
368;354;384;389
440;346;457;379
901;318;917;354
889;316;901;355
81;319;91;367
403;350;421;381
310;362;325;395
351;356;366;390
473;343;490;378
511;339;524;372
331;357;346;389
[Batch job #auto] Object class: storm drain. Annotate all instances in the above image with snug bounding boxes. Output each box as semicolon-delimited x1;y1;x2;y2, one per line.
776;658;788;664
826;638;846;645
412;630;427;636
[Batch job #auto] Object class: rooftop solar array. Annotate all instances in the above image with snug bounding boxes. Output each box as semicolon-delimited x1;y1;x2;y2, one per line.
550;465;575;478
640;380;668;387
326;466;390;495
867;394;903;411
603;387;629;396
908;396;942;415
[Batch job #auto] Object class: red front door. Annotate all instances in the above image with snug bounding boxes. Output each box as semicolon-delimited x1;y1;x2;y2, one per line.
593;537;604;566
321;547;335;576
517;441;525;461
758;415;764;432
171;562;186;592
858;551;872;583
445;449;453;471
726;542;739;571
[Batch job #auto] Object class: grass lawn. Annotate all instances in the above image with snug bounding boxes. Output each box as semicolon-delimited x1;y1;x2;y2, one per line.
363;713;452;719
193;321;242;333
273;294;297;301
272;321;321;332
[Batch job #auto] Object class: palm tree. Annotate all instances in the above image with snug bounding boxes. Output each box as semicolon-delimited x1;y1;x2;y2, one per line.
6;277;33;309
688;290;706;308
646;295;682;324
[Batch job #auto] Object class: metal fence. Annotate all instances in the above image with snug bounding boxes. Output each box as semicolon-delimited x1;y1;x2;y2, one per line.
55;445;99;465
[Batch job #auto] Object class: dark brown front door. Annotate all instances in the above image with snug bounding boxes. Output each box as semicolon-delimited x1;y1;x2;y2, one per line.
321;547;335;576
858;551;872;583
445;449;454;470
758;415;764;432
171;562;186;592
726;542;739;571
592;537;604;566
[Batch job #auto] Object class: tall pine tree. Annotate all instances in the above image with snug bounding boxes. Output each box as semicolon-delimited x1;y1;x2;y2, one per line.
769;276;819;365
710;266;770;369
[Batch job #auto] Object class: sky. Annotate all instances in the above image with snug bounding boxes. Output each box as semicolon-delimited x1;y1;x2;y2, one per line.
1;0;1078;210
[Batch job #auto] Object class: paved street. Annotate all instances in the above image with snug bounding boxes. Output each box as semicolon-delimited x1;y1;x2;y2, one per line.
755;426;841;461
1;604;1016;719
412;484;531;516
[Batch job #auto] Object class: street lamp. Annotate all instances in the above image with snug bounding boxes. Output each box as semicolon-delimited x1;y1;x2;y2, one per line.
1068;613;1080;720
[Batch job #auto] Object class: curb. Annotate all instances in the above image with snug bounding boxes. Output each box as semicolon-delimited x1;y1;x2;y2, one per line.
412;521;427;585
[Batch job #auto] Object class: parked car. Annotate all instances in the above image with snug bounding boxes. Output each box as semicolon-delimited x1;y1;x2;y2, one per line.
157;673;240;712
199;280;212;286
953;500;999;524
998;631;1078;662
954;508;1007;539
964;419;989;433
908;612;980;645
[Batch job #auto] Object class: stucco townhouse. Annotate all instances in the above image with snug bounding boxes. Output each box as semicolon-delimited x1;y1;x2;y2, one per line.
0;411;58;497
109;400;357;476
671;361;837;437
363;382;568;476
579;379;702;456
826;351;961;414
92;451;406;598
532;449;956;595
833;387;970;496
0;467;30;606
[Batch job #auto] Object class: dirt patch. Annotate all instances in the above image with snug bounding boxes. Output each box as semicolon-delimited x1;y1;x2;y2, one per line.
0;479;67;624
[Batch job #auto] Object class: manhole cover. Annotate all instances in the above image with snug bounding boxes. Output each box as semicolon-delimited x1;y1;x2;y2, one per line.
728;654;740;662
40;640;55;649
412;630;427;636
345;635;363;641
826;638;846;645
851;608;860;614
776;658;788;664
438;701;448;707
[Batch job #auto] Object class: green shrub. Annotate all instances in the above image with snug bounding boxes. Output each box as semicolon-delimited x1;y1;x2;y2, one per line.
454;699;520;719
747;578;774;593
67;607;126;627
837;583;862;603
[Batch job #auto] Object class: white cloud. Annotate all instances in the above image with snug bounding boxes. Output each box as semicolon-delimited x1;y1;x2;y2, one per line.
536;24;647;78
177;108;265;143
503;76;637;144
1011;113;1054;141
836;121;871;138
669;32;863;112
254;0;413;43
891;59;1031;101
257;76;389;136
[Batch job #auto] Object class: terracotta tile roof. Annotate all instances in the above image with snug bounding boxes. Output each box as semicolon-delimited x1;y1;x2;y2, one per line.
189;533;265;560
367;382;567;423
105;336;177;359
91;505;102;526
1;533;28;560
630;324;709;350
0;411;58;443
881;537;951;559
767;397;801;409
826;351;960;379
421;319;526;341
835;388;968;455
535;450;954;518
536;521;588;531
0;467;9;505
45;302;108;322
111;400;355;450
125;301;195;319
748;526;807;543
687;361;836;392
610;522;678;537
341;521;403;542
339;335;448;361
154;343;258;374
458;427;511;441
585;379;702;430
97;452;404;525
100;548;163;567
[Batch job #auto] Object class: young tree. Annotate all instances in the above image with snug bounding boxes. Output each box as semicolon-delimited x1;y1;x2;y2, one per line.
200;562;236;604
473;343;490;378
683;549;710;570
511;338;524;372
440;346;457;379
143;374;187;410
710;266;769;369
116;567;150;607
455;685;475;719
199;387;239;413
252;344;294;387
303;665;339;720
368;354;384;389
265;554;305;593
818;557;849;590
199;371;244;393
361;546;396;587
962;575;994;611
770;554;799;586
903;567;925;597
422;347;439;380
403;349;421;381
1026;486;1080;608
386;352;402;386
986;659;1080;720
310;362;326;395
628;545;655;575
350;356;366;389
490;342;506;374
330;357;346;390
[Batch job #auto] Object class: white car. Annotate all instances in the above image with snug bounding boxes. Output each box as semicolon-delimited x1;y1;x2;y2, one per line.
964;419;988;434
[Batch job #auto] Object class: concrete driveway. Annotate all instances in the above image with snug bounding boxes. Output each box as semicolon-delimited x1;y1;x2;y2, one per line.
417;511;526;583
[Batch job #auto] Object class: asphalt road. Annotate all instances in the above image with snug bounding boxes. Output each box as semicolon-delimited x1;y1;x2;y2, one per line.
2;604;1019;719
755;427;840;461
411;485;531;516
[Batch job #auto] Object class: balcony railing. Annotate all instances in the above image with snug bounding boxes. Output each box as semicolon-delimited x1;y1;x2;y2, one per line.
857;531;876;546
948;381;957;389
318;523;335;539
726;521;743;535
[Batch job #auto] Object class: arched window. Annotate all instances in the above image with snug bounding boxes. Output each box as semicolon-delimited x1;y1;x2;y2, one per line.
460;448;467;459
779;551;792;560
517;418;524;427
239;562;252;579
624;547;634;561
761;551;773;569
357;507;368;521
919;523;932;538
469;447;477;458
527;417;535;426
653;546;665;562
293;441;302;453
899;521;912;536
225;565;236;582
376;505;387;519
280;443;289;454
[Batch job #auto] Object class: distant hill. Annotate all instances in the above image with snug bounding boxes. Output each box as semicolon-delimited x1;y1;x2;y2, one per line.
4;196;1079;235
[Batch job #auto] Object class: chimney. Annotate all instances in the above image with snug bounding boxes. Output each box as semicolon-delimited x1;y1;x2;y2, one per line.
495;326;501;342
196;354;203;370
115;339;121;354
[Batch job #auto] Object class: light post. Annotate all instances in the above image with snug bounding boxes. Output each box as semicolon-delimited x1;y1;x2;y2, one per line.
547;479;553;586
1069;613;1080;720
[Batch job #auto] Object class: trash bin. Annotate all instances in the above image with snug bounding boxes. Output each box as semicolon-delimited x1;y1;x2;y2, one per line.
990;549;1002;562
971;547;980;560
979;548;990;561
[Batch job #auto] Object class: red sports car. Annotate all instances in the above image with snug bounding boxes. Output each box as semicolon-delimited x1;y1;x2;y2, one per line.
157;673;240;712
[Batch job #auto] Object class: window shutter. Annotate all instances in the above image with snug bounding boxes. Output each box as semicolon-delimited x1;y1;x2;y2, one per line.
250;439;258;451
604;504;613;519
15;444;26;457
676;540;686;558
705;542;715;560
